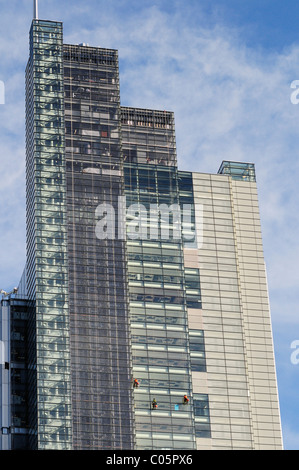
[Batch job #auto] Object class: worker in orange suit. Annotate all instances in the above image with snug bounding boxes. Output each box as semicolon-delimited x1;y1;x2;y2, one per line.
183;395;189;404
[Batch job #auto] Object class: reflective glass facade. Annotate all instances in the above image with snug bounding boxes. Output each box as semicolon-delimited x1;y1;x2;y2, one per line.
25;20;72;450
218;161;256;182
6;298;29;450
63;44;134;450
122;112;196;450
193;394;211;438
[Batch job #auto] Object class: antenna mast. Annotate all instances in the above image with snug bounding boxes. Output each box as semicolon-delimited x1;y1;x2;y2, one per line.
34;0;39;19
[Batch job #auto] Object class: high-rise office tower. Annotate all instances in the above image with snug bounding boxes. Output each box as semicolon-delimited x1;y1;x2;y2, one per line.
0;14;283;451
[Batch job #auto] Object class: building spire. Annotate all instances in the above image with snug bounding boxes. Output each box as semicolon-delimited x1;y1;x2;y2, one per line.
34;0;39;19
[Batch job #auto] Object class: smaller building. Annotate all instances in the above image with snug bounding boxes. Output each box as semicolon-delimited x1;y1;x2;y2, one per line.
0;290;30;450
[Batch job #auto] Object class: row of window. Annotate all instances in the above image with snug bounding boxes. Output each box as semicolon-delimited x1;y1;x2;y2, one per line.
63;46;117;67
64;67;116;85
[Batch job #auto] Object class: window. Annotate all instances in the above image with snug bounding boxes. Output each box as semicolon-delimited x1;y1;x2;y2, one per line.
193;394;211;438
184;268;202;309
189;330;206;372
1;427;10;435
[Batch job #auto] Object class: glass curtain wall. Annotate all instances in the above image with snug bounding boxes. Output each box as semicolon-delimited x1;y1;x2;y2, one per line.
218;161;256;182
25;20;72;449
122;108;196;450
10;298;29;449
63;45;135;450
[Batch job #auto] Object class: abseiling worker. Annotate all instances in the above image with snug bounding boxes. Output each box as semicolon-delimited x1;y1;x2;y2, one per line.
152;398;158;409
183;395;189;404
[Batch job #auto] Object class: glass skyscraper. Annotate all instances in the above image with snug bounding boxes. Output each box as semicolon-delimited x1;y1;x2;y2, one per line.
0;17;283;451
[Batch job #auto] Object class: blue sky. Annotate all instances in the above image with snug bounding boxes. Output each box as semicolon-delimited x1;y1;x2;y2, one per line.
0;0;299;450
